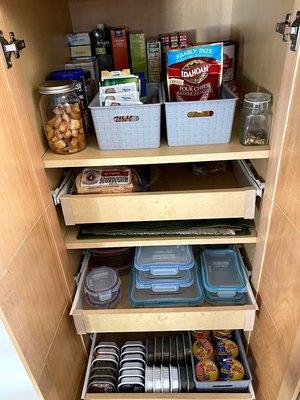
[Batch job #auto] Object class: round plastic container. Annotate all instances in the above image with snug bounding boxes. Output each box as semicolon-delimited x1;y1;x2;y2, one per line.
89;248;133;275
84;267;121;308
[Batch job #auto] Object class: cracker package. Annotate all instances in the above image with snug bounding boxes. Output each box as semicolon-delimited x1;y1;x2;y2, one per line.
167;43;223;102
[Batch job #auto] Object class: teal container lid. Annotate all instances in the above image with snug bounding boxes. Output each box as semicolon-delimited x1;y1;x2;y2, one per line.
134;245;194;276
136;268;194;293
200;248;247;297
129;264;204;307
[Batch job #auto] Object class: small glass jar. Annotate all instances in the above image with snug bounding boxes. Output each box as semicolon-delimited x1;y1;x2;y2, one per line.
38;80;87;154
239;92;272;145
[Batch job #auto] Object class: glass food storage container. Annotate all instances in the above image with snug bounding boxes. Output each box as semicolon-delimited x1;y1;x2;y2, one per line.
239;92;272;145
38;80;87;154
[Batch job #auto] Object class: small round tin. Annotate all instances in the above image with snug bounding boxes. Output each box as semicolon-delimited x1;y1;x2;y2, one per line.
122;341;145;351
92;354;119;367
182;333;191;359
95;347;120;361
161;366;170;393
120;354;146;365
178;364;187;392
90;367;118;380
169;365;179;393
121;347;145;357
94;341;119;352
176;336;184;363
146;339;154;365
145;366;153;392
153;366;162;393
170;337;177;365
91;360;118;370
119;361;145;372
161;336;170;365
119;369;144;381
88;377;116;393
155;337;162;365
118;377;144;393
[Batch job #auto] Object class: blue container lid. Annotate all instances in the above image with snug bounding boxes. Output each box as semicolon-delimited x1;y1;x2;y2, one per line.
49;68;84;80
201;248;247;297
134;245;194;276
129;264;204;307
136;268;194;293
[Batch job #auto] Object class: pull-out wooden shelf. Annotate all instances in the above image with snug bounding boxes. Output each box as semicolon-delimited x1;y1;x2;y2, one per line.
85;393;254;400
43;135;269;169
82;334;255;400
65;226;257;249
60;162;257;225
70;253;258;335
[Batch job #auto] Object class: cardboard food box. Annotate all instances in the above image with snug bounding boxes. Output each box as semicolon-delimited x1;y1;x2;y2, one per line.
147;40;161;83
129;31;148;79
223;41;236;82
67;32;91;46
70;45;92;58
110;27;129;70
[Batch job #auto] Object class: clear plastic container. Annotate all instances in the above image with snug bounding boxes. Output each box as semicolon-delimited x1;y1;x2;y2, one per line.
136;269;194;293
38;80;87;154
84;267;121;308
129;265;204;307
239;92;272;145
134;246;194;276
200;248;247;300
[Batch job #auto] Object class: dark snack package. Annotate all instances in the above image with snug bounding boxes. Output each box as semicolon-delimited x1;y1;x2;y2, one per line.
167;43;223;102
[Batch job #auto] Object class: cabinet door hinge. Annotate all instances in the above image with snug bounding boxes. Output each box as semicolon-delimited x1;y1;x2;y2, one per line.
0;30;25;68
276;11;300;51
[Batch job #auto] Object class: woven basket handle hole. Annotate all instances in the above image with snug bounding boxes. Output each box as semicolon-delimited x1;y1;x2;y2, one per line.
187;110;214;118
113;115;140;123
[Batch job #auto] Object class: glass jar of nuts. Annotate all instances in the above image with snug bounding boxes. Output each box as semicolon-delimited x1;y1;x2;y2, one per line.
38;80;87;154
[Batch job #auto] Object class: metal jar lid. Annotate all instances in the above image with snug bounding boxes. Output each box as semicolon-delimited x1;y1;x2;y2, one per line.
38;80;76;94
243;92;272;110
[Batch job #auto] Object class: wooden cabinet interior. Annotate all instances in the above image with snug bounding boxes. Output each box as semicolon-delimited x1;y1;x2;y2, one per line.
0;1;299;400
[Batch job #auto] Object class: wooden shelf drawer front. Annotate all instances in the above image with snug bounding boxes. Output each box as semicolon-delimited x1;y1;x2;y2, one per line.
82;334;255;400
60;162;257;226
70;253;258;335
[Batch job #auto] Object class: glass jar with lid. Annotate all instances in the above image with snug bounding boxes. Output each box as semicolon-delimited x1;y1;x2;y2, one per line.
239;92;272;145
38;80;87;154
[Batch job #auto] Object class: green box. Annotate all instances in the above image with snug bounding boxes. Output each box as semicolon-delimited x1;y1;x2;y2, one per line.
129;31;148;80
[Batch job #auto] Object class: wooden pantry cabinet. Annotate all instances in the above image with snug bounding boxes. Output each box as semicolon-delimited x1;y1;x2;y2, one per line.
0;1;299;400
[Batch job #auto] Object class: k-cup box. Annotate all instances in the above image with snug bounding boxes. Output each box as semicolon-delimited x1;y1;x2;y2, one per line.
129;31;148;79
70;45;92;58
147;40;161;83
110;27;129;70
67;32;91;46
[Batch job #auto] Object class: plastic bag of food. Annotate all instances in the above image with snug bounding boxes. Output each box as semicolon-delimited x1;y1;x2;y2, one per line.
75;167;149;194
167;43;223;102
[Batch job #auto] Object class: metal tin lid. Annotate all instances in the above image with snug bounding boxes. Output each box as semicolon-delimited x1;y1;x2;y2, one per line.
49;68;84;80
38;80;76;94
244;92;272;109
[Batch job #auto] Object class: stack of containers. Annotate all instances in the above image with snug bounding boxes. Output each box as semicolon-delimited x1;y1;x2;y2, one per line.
200;246;248;304
130;246;204;307
119;341;146;392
